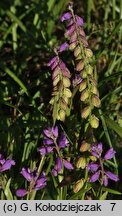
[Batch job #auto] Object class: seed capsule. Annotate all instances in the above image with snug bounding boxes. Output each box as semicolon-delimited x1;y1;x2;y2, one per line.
76;157;87;169
91;85;99;95
58;109;65;121
73;179;84;193
79;80;87;92
80;140;90;152
76;60;84;71
86;65;93;75
63;88;72;98
90;114;99;128
85;48;93;58
81;106;91;119
74;46;81;57
62;77;71;87
92;95;101;107
80;89;89;101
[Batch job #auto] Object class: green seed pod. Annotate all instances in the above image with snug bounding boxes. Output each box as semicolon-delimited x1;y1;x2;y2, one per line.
85;48;93;58
76;60;84;72
92;95;101;107
62;77;71;87
74;46;81;57
89;155;97;162
81;106;91;119
58;109;65;121
63;88;72;98
79;80;87;92
53;75;60;86
76;157;87;169
80;140;90;152
73;179;84;193
90;114;99;128
80;89;89;101
86;65;93;75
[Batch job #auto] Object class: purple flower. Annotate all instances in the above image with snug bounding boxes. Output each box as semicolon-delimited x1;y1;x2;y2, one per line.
0;156;15;173
16;189;28;197
21;168;32;182
75;15;84;26
47;56;58;67
104;148;116;160
16;168;47;197
52;157;62;176
64;24;75;37
58;133;69;148
38;146;53;155
91;143;103;158
43;126;58;139
61;12;72;22
72;74;83;87
59;42;69;53
89;171;100;183
63;159;74;170
105;171;119;182
87;162;99;172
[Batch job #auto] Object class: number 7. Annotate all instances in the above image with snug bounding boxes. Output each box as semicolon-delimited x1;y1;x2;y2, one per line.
110;203;116;211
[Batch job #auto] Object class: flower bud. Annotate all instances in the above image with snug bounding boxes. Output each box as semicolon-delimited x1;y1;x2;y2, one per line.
76;157;87;169
62;77;71;88
76;60;84;71
80;89;89;101
92;95;101;107
63;88;72;98
90;114;99;128
58;109;65;121
85;48;93;58
80;141;90;152
73;179;84;193
79;80;87;92
81;106;91;119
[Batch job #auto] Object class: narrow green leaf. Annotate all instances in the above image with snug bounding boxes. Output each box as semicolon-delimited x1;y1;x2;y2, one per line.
99;191;108;200
102;187;122;195
47;0;56;12
105;117;122;138
4;178;13;200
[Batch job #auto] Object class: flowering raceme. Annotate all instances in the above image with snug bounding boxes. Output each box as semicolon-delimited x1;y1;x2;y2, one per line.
60;3;101;128
88;143;119;186
38;126;74;176
16;168;47;197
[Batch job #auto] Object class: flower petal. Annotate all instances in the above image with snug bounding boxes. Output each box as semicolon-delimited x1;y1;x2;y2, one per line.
0;159;15;172
63;159;74;170
58;133;69;148
21;168;32;181
75;15;84;26
87;162;99;172
105;171;119;182
104;148;116;160
52;157;62;176
16;189;28;197
52;126;58;138
43;138;54;145
59;42;69;53
61;12;72;22
103;175;108;187
47;56;58;67
89;171;100;182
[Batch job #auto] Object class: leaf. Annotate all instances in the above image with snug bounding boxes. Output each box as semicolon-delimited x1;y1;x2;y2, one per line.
105;117;122;138
47;0;56;12
102;187;122;195
99;191;108;200
4;178;13;200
